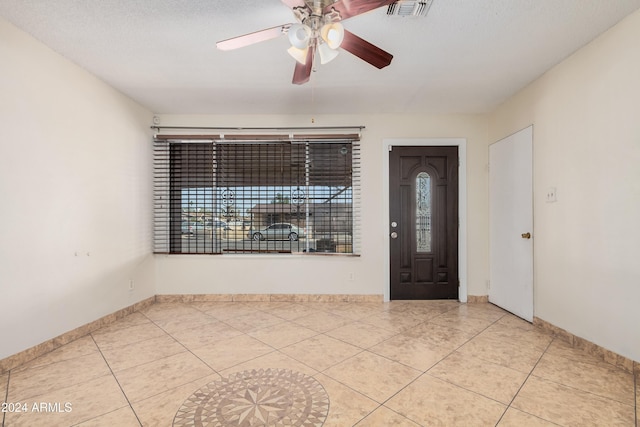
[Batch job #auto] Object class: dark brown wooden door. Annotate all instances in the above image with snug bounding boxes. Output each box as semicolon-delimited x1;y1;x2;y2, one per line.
389;146;459;300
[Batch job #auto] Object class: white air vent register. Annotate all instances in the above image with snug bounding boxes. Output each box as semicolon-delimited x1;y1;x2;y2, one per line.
387;0;433;17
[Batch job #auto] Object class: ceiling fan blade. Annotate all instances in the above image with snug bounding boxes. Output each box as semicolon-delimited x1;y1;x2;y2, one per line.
217;24;291;51
341;29;393;69
324;0;395;20
292;44;316;85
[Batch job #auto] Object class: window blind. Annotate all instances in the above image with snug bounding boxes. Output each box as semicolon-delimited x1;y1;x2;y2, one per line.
153;136;360;255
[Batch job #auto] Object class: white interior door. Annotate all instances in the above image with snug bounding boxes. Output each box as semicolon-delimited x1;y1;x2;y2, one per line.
489;126;533;321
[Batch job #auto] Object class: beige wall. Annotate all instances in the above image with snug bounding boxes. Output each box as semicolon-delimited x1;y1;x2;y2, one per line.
488;9;640;361
3;6;639;364
154;114;490;300
0;18;155;359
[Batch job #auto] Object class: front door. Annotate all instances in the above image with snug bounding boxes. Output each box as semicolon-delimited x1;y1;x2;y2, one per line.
389;146;459;299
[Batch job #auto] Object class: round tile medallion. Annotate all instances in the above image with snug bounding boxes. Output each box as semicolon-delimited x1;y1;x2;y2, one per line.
173;368;329;426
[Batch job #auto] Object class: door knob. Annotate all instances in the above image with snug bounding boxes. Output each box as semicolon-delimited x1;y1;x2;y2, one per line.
521;232;531;239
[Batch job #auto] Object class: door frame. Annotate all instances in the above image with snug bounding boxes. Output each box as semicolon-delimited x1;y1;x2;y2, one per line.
382;138;467;302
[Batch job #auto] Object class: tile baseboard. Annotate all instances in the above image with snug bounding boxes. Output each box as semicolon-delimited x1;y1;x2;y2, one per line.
0;294;382;374
155;293;384;303
467;295;489;303
459;297;638;373
0;297;155;375
4;295;637;378
533;316;638;374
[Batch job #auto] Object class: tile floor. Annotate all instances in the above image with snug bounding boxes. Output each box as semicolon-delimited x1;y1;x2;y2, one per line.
1;300;638;426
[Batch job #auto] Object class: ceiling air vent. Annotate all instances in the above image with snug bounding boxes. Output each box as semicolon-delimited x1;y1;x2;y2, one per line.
387;0;433;17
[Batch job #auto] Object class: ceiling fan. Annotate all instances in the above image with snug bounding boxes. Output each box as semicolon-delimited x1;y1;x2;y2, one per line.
216;0;395;85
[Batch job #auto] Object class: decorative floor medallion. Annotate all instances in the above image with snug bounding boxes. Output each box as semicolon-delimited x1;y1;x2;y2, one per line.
173;368;329;426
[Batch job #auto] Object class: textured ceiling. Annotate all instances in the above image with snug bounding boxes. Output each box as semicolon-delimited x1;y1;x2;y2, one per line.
2;0;639;115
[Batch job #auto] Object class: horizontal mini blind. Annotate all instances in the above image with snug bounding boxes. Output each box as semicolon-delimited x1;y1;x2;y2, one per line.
154;141;219;254
154;137;360;255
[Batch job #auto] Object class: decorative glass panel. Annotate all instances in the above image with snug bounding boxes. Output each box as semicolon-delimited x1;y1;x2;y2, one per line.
416;172;432;252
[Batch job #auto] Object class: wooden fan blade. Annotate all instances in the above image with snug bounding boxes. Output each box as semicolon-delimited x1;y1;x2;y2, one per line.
217;24;291;51
292;44;315;85
324;0;395;20
341;29;393;69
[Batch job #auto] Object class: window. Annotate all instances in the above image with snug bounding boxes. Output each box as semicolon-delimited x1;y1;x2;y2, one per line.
153;135;360;255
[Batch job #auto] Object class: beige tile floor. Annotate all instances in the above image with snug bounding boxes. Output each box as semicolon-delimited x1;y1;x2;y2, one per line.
1;300;638;426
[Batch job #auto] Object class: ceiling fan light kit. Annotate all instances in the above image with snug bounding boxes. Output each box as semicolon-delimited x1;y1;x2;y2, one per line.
287;45;310;64
320;21;345;49
288;23;312;49
216;0;396;84
317;42;340;64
